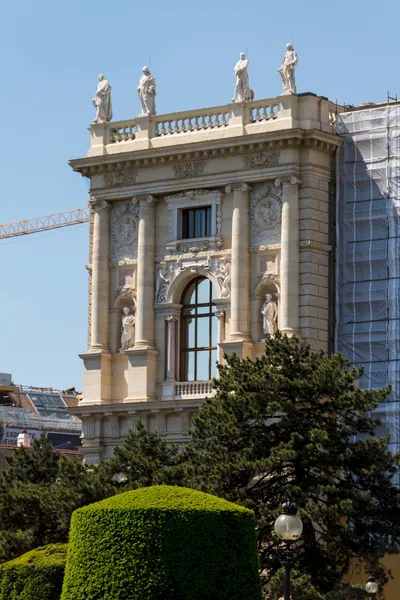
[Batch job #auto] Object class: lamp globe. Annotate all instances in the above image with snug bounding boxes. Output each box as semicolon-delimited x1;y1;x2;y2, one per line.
274;501;303;542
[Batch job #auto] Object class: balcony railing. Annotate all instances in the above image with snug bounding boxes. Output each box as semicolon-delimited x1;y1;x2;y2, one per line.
175;381;215;399
87;94;340;157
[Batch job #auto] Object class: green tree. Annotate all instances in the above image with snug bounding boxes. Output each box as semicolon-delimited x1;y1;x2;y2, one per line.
0;435;112;562
182;332;400;597
101;422;180;489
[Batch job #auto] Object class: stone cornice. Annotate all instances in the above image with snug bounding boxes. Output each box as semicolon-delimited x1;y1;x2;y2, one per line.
69;399;203;416
299;240;332;253
70;128;341;179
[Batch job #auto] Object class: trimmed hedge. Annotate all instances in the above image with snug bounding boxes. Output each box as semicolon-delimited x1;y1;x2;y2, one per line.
61;485;262;600
0;543;67;600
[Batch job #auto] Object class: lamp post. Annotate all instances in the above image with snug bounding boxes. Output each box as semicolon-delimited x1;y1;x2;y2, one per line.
365;577;378;599
274;501;303;600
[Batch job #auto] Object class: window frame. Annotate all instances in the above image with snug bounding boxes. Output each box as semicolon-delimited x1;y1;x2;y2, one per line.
164;190;222;252
180;277;218;381
181;205;212;240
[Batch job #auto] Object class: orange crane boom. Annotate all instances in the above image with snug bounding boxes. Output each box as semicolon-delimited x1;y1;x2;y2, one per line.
0;208;89;239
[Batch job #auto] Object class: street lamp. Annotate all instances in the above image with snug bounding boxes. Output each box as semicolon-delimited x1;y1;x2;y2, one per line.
274;501;303;600
365;577;378;598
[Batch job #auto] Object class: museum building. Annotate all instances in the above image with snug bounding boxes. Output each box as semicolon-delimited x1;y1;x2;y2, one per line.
68;88;341;462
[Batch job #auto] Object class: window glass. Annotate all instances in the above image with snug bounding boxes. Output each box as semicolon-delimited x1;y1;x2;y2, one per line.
180;277;218;382
182;207;212;240
197;351;210;380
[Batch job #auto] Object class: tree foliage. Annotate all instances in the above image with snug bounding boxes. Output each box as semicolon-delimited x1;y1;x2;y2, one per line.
0;435;112;562
180;333;400;597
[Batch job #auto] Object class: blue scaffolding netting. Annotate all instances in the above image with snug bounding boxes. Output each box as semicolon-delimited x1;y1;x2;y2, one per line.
336;105;400;482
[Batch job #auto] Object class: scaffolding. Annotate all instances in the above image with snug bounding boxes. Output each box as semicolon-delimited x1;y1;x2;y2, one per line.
336;104;400;483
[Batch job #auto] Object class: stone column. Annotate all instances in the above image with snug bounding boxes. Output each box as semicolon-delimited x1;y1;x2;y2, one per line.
133;195;157;348
225;183;250;341
276;176;300;335
215;310;225;363
165;315;179;381
90;200;110;352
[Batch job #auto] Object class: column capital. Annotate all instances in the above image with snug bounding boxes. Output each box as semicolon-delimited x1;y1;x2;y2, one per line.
165;314;179;322
225;182;250;194
132;195;157;206
274;176;302;188
215;310;225;319
91;200;109;211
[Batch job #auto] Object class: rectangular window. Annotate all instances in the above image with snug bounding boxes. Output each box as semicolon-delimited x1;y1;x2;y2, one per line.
182;206;212;239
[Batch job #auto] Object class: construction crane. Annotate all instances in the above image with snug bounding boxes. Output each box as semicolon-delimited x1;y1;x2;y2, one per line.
0;208;89;239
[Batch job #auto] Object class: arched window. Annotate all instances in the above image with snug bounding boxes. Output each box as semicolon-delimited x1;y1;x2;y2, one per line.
180;277;218;381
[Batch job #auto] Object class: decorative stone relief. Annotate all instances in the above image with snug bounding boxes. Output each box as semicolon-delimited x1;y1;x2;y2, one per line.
250;182;282;248
155;262;181;303
212;256;231;298
172;160;206;178
104;168;138;187
259;254;277;275
180;412;191;435
254;272;280;294
244;151;280;169
118;269;134;288
83;419;95;438
176;240;211;253
110;417;120;437
110;200;139;262
155;413;167;434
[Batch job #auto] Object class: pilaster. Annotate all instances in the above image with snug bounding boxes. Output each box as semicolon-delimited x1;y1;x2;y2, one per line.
133;195;157;348
275;176;300;336
89;200;110;353
225;183;250;341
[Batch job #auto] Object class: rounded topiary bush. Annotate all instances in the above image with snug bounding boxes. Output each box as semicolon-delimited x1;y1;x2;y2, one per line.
0;543;67;600
61;485;262;600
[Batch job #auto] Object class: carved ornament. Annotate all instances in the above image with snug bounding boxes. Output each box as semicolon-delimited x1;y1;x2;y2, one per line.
110;200;139;262
172;160;206;178
104;169;138;187
250;182;282;248
244;151;280;169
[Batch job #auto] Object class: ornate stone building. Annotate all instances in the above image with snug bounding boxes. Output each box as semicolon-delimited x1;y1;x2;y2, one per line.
69;94;341;462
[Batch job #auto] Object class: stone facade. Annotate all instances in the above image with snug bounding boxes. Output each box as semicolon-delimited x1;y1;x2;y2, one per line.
69;93;341;463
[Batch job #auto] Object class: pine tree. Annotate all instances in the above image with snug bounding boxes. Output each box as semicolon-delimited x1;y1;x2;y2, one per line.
0;435;112;562
101;422;180;488
182;333;400;596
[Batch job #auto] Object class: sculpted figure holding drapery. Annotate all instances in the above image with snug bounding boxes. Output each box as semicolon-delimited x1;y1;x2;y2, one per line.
120;307;135;351
92;74;113;123
261;294;278;336
232;53;253;103
278;43;298;95
138;66;157;116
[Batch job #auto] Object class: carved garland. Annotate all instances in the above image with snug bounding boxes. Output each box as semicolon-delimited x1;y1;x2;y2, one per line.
104;168;138;187
172;160;207;178
244;151;280;169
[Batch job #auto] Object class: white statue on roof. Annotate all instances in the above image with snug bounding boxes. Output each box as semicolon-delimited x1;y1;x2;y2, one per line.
92;74;113;124
278;43;298;95
138;66;157;116
232;53;253;103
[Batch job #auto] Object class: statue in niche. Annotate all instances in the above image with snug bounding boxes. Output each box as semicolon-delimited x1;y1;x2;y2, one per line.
261;294;278;336
232;53;254;103
92;74;113;123
278;43;298;95
120;307;135;351
138;66;157;116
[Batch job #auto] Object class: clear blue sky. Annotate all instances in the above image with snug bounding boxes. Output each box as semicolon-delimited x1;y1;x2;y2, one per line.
0;0;398;389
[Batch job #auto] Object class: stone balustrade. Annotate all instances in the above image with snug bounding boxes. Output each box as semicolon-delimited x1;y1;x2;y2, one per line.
155;108;230;136
87;94;340;157
110;122;137;143
175;381;215;398
248;100;279;123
